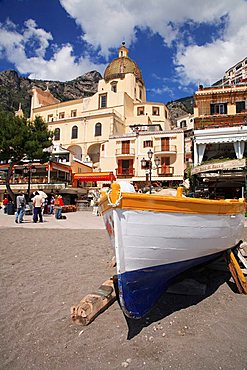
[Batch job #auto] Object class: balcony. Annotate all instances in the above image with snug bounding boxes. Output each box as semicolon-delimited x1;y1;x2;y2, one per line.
158;166;174;176
194;113;247;129
115;148;135;156
116;168;135;178
154;145;177;154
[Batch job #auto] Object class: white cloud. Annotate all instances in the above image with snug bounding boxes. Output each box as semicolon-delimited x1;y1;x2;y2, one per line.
174;4;247;86
60;0;247;85
0;0;246;87
0;18;106;81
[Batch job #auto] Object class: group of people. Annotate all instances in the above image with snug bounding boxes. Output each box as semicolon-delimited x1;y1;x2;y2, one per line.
4;191;65;224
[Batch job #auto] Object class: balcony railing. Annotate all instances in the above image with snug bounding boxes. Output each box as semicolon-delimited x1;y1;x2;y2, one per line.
154;145;177;153
194;113;247;129
0;176;70;185
115;148;135;156
158;166;174;176
116;168;135;178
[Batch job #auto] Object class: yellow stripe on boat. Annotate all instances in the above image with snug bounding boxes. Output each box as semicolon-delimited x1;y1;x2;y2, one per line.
99;184;246;216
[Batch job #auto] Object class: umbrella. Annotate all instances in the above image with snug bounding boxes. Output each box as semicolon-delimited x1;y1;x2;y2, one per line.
37;190;48;198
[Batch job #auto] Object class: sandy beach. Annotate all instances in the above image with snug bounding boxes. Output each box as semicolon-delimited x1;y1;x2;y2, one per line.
0;211;247;370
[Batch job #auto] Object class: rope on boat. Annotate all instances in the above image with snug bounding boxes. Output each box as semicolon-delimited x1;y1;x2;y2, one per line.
107;188;122;207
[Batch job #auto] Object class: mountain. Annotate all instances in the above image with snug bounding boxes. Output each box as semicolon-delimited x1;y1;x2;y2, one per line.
0;70;102;117
0;69;194;125
167;95;194;127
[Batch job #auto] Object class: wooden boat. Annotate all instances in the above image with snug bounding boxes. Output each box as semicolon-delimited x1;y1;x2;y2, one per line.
99;183;246;319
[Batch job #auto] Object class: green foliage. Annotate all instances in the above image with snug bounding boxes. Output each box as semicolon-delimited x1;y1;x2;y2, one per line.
0;111;53;163
201;157;237;165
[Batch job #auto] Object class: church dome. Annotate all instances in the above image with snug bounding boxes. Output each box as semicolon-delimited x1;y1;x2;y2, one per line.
104;43;143;83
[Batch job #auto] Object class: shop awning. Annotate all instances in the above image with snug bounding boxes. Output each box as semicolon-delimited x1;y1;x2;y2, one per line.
73;172;116;182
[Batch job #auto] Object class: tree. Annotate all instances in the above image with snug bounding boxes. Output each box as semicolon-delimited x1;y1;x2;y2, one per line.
0;111;53;201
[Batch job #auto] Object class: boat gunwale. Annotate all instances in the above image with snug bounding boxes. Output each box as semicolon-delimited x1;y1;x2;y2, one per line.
99;192;246;216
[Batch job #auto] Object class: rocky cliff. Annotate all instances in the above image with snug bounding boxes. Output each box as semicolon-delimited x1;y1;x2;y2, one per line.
0;70;102;116
0;69;194;124
167;96;194;127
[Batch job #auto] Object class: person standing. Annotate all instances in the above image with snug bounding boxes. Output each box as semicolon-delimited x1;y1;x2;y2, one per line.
49;195;55;214
54;195;64;219
3;196;8;214
15;192;26;223
32;191;43;223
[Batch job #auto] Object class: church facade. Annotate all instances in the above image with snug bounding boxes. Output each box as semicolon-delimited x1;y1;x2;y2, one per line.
30;44;184;187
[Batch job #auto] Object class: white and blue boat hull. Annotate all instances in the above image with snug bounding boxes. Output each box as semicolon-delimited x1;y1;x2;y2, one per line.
103;208;244;318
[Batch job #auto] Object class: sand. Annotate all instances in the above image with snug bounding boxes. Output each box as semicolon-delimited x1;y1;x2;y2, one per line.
0;212;247;370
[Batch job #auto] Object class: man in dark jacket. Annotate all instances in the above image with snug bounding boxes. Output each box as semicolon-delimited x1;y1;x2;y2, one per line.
15;192;26;223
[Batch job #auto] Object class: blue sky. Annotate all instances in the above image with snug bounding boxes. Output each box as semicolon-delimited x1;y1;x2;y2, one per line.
0;0;247;104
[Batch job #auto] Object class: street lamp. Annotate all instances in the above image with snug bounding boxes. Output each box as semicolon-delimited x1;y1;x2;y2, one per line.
141;149;160;193
43;145;53;183
23;164;36;201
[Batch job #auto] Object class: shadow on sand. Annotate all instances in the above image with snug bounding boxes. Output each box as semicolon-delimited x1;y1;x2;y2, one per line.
113;257;238;340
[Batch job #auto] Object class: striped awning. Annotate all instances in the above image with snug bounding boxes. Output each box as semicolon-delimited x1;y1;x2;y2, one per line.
73;172;116;182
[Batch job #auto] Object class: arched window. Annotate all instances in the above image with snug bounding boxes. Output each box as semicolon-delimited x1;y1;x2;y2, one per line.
111;81;117;93
71;125;78;139
54;128;60;141
95;122;102;137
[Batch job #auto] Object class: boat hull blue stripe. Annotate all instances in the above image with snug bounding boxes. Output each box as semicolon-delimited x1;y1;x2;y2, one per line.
118;251;223;318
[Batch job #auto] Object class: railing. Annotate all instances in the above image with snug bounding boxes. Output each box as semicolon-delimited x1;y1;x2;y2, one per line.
116;168;135;177
154;145;177;153
194;113;247;129
1;177;70;185
115;148;135;156
158;166;174;176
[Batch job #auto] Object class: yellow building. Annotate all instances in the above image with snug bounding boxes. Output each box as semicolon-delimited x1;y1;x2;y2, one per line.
30;43;184;188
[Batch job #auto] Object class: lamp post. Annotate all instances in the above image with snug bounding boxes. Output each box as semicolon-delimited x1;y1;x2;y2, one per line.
43;145;54;184
23;164;36;201
141;149;160;193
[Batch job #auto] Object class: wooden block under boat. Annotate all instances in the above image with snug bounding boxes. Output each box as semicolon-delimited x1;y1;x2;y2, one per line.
71;278;116;325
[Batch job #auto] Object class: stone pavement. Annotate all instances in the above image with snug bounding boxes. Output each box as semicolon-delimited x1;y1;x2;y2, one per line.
0;209;105;229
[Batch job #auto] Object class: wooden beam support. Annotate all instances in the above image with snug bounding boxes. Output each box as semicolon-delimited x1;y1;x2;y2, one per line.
226;249;247;295
71;277;117;325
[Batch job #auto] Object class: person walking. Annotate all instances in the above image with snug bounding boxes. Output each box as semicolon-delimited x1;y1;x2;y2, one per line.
3;196;8;214
15;192;26;223
32;191;43;223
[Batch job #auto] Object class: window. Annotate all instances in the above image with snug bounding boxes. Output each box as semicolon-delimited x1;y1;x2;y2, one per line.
161;138;170;151
122;141;130;154
137;106;145;115
165;110;168;119
47;114;53;122
180;120;187;128
99;94;107;108
111;82;117;93
71;109;77;117
210;103;228;115
59;112;65;119
71;125;78;139
101;144;105;151
139;89;142;100
95;122;102;136
143;140;153;148
54;128;60;141
236;101;246;113
161;157;170;174
152;106;160;116
117;159;134;176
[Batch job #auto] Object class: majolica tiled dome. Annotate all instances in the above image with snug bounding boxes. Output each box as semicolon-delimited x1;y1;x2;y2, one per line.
104;44;143;83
